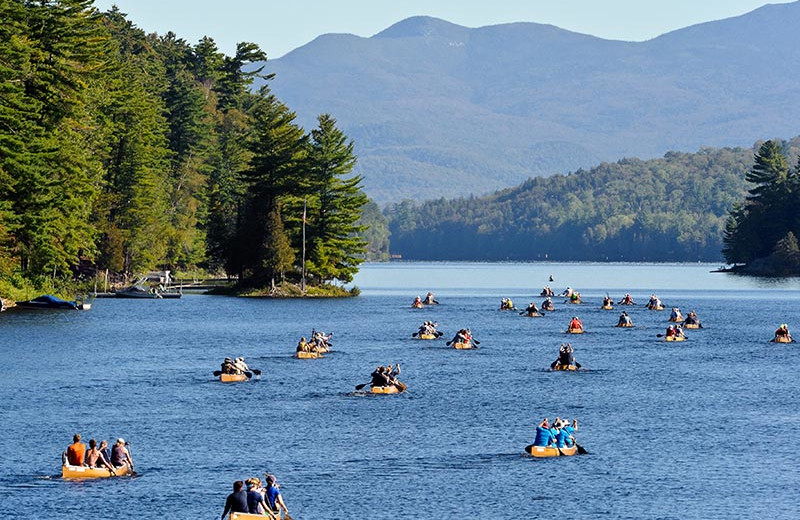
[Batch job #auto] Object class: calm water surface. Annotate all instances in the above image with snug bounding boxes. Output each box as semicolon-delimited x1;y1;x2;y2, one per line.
1;262;799;519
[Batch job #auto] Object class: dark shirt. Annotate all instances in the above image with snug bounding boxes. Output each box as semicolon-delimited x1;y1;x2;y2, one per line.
111;445;126;466
222;490;248;517
247;490;264;514
371;371;389;387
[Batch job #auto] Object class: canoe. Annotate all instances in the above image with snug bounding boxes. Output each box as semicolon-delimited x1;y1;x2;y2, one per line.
601;304;613;310
453;342;475;349
296;350;322;359
616;322;634;328
668;317;683;322
418;333;437;340
526;444;578;457
219;373;248;383
569;300;581;305
683;323;700;329
542;305;554;311
412;302;424;309
567;328;584;334
647;305;665;310
552;364;577;371
665;336;686;342
231;512;283;520
371;385;401;394
772;336;792;343
62;464;131;479
523;312;543;318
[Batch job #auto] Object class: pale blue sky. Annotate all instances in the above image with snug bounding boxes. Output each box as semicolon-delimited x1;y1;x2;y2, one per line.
93;0;793;58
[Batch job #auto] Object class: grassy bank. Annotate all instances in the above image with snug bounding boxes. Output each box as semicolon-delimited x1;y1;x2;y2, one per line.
207;281;359;298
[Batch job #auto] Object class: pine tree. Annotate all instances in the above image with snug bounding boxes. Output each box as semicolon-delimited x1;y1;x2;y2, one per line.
300;114;368;283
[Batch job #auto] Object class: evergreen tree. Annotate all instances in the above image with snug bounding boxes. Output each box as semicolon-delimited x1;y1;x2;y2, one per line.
233;87;306;284
300;114;368;283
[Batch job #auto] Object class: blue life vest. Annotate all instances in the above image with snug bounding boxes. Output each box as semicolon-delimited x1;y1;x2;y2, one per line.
533;426;554;447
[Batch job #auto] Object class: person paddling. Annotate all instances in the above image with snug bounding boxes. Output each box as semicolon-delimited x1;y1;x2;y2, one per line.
263;474;290;518
542;297;554;311
523;301;540;317
551;343;581;370
412;296;423;308
110;438;134;472
533;418;556;447
85;439;116;473
423;292;439;305
221;480;249;519
617;311;633;327
618;293;635;305
568;316;583;332
684;310;702;327
774;324;792;342
65;433;86;466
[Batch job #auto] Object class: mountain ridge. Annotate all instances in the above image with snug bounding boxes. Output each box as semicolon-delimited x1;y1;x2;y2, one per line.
262;2;800;203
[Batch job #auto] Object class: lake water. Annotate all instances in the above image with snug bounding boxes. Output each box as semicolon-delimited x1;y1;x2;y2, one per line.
1;262;799;519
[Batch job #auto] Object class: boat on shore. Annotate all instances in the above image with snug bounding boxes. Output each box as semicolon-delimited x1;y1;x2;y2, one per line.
525;444;578;457
15;295;90;310
62;464;131;479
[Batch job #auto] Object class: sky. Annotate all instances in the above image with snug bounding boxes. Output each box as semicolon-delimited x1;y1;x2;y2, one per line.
92;0;794;58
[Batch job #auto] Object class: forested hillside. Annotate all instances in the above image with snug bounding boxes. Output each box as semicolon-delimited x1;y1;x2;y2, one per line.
0;0;376;297
264;4;800;203
387;139;800;261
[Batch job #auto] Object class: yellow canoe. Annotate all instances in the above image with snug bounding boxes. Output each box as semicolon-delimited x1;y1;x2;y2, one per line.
616;322;634;328
412;302;424;308
231;512;283;520
683;323;700;329
371;385;402;394
296;350;322;359
668;317;683;322
62;464;131;479
418;333;436;340
220;373;248;383
567;328;584;334
524;312;543;317
772;336;792;343
526;445;578;457
601;304;613;310
569;300;581;304
648;305;665;310
453;341;475;349
665;335;686;342
552;364;577;371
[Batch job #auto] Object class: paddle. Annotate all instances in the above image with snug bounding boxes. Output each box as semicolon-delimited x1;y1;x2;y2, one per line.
576;443;588;455
355;381;370;390
213;370;221;376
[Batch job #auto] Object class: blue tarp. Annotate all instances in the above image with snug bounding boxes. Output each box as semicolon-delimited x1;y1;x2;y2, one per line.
18;295;78;309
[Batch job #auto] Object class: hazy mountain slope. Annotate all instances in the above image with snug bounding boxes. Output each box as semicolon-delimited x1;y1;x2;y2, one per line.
261;3;800;203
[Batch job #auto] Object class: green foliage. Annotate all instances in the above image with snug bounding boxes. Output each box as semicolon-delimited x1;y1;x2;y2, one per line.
357;201;391;261
0;2;371;296
385;143;794;261
724;140;800;271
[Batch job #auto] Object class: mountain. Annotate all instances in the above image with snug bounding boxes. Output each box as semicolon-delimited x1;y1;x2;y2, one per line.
261;3;800;204
385;137;800;262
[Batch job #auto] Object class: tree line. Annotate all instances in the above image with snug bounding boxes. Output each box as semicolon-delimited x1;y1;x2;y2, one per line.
0;0;376;294
723;140;800;273
385;138;800;262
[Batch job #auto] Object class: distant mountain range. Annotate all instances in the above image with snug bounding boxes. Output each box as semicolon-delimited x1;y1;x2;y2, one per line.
261;2;800;204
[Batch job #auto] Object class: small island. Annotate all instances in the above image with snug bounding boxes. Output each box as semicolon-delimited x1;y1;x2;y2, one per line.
722;140;800;276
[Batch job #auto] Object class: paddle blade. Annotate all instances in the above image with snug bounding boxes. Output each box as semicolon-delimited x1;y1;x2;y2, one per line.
355;383;369;390
411;332;418;337
212;370;221;376
245;371;253;379
473;339;481;345
252;369;262;375
576;443;588;455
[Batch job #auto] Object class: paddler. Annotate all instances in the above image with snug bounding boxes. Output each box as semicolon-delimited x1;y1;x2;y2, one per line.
110;438;134;471
774;324;792;341
618;293;635;305
617;311;633;327
533;418;556;447
221;480;249;519
568;316;583;331
524;301;540;316
412;296;423;308
85;438;115;473
296;337;309;353
423;292;439;305
670;307;684;322
684;310;702;327
542;297;554;311
370;366;390;388
263;474;290;518
65;433;86;466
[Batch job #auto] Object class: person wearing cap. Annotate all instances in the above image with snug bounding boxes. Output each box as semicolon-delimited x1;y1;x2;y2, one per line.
556;419;578;448
533;418;556;447
423;292;439;305
618;293;635;305
264;474;290;517
542;297;554;311
561;287;573;297
221;357;236;374
110;438;134;470
233;357;250;374
65;433;86;466
412;296;423;308
670;307;683;322
245;478;270;515
221;480;249;519
684;310;702;327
